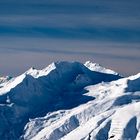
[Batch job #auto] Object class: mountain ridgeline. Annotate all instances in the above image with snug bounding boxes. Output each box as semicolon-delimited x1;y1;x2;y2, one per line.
0;61;140;140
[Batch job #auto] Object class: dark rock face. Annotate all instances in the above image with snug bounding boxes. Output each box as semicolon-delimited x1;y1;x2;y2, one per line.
0;62;122;139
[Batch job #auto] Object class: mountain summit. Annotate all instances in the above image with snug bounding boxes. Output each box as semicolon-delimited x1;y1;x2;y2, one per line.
0;61;139;140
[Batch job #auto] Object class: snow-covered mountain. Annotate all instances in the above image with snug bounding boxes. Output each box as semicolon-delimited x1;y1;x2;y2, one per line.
0;76;12;84
84;61;119;75
0;61;139;140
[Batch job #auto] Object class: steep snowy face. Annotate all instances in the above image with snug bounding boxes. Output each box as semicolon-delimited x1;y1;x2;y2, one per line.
23;72;140;140
0;76;12;84
0;61;121;107
125;73;140;92
85;61;118;75
0;61;123;140
0;77;6;84
25;62;56;78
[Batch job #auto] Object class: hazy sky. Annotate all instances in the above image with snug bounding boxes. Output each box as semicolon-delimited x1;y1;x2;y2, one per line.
0;0;140;76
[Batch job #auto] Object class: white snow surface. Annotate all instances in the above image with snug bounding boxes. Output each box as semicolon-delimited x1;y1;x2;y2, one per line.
25;62;56;78
84;61;118;75
0;76;12;85
0;61;139;140
0;77;7;84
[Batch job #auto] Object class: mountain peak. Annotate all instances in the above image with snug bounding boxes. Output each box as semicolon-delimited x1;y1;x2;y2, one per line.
0;61;139;140
0;76;12;84
85;61;119;75
25;62;56;78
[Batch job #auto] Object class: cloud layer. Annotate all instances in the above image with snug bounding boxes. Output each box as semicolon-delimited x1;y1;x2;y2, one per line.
0;0;140;76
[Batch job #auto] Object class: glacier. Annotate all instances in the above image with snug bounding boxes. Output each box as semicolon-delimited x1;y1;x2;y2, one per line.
0;61;140;140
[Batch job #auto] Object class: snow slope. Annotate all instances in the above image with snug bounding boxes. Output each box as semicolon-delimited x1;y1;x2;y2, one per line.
84;61;118;75
22;73;140;140
0;76;12;85
0;61;139;140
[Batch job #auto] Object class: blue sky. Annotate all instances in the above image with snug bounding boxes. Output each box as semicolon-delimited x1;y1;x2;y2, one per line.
0;0;140;76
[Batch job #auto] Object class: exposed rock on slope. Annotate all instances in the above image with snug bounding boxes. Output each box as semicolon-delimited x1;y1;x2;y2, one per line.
1;61;139;140
22;73;140;140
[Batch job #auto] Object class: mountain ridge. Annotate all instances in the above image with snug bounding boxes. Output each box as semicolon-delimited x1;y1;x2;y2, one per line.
0;61;139;140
